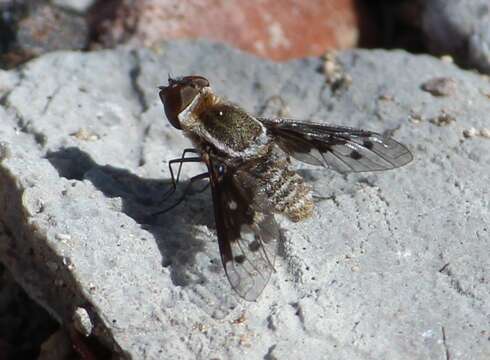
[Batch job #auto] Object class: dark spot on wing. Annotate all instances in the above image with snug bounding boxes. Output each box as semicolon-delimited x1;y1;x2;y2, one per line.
363;140;374;150
234;255;246;264
350;150;362;160
249;240;260;252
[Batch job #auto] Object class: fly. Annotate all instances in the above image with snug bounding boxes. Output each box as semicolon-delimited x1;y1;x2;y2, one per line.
157;75;413;301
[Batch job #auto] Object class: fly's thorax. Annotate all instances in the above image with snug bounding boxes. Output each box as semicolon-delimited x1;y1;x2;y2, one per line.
179;88;270;159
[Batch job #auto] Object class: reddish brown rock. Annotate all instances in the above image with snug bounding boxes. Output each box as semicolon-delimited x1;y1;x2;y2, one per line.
93;0;359;61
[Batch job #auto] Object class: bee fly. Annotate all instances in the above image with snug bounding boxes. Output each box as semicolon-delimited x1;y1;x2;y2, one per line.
157;75;412;301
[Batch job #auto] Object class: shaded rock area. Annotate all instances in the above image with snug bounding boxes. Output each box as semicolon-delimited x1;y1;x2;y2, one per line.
364;0;490;74
0;263;58;359
0;41;489;359
421;0;490;73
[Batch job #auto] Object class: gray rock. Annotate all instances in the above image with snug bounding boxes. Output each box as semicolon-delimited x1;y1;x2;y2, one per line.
0;2;89;68
469;22;490;73
422;0;490;73
52;0;95;13
16;4;89;54
0;41;489;359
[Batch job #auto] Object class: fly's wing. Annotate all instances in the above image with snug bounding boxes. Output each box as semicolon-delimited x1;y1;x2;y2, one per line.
259;118;413;173
205;154;280;301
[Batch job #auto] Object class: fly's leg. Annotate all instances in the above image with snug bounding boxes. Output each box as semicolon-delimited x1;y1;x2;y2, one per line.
152;172;210;216
159;148;201;204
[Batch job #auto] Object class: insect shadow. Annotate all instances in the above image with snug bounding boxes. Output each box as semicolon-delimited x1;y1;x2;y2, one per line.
46;147;218;290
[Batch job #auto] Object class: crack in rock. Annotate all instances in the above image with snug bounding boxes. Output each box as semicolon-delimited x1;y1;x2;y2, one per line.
439;263;480;302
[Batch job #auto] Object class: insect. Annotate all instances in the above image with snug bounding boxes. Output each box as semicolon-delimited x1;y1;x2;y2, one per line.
157;75;412;301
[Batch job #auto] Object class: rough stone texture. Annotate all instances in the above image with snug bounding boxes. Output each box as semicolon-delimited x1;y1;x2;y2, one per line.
422;0;490;73
0;41;489;359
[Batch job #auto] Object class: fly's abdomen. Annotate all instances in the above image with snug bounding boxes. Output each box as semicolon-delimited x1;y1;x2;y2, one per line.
252;154;314;222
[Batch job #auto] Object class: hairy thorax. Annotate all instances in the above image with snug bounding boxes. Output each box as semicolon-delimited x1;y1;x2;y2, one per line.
179;89;270;159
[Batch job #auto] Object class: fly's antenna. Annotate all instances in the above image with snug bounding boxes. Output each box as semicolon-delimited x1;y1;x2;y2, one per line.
168;72;174;83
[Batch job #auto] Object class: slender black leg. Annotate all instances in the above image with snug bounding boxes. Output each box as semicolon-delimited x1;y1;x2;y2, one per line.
152;171;210;216
159;148;201;203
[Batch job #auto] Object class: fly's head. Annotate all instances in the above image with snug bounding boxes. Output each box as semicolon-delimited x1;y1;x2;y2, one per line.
158;75;210;129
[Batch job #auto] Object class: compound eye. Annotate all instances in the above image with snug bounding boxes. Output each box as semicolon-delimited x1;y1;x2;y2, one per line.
179;86;200;109
159;86;184;129
187;76;209;89
158;76;210;129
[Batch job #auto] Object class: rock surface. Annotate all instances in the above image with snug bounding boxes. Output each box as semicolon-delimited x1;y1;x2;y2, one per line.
0;41;489;359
